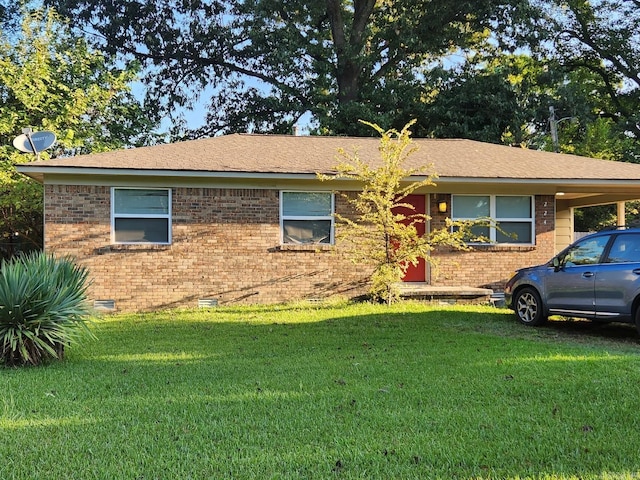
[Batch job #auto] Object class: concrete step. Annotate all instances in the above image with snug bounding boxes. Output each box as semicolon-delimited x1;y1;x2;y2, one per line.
396;283;494;304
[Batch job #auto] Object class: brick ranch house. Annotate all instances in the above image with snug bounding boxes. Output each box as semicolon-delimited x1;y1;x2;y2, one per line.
16;133;640;312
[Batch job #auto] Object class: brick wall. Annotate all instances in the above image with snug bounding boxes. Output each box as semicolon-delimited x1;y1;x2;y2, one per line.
44;186;556;311
45;185;369;311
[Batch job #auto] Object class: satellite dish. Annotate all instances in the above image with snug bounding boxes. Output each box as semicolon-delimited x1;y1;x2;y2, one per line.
13;130;57;154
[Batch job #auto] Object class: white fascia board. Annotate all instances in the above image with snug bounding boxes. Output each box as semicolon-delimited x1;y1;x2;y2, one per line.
17;166;640;191
15;166;324;180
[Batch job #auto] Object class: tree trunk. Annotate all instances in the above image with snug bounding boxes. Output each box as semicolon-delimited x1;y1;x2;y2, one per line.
326;0;376;105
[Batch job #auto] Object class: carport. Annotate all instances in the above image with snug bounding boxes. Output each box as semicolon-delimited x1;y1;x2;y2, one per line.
554;185;640;251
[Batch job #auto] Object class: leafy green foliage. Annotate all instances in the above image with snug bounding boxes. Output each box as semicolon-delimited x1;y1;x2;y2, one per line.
0;8;158;258
321;121;473;304
40;0;640;166
544;0;640;160
419;55;539;144
46;0;534;137
0;251;93;366
574;204;617;232
0;9;157;156
0;0;19;32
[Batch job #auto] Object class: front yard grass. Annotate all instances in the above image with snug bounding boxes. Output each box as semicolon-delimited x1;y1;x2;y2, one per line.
2;301;640;479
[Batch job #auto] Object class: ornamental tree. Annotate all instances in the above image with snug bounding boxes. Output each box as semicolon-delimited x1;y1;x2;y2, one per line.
321;120;475;304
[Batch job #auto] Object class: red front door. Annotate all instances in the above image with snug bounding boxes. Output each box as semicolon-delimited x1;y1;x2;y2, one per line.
393;194;426;282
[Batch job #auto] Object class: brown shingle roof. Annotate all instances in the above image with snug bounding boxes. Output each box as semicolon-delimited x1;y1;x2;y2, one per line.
16;133;640;181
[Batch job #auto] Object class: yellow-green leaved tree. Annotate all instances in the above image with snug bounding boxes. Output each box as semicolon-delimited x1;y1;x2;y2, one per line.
320;120;475;304
0;8;158;259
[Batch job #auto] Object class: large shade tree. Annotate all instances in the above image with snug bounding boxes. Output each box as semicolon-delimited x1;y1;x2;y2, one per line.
0;8;158;259
45;0;542;137
416;54;556;145
540;0;640;160
41;0;640;154
522;0;640;229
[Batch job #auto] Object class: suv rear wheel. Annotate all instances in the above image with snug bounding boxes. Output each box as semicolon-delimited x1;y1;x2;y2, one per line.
514;287;547;326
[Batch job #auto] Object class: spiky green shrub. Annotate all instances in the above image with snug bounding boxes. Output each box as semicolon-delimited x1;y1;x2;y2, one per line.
0;252;94;366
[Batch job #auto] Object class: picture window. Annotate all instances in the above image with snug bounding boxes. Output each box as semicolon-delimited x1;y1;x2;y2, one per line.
451;195;534;244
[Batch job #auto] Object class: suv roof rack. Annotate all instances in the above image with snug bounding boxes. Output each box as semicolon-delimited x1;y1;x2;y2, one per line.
600;225;631;231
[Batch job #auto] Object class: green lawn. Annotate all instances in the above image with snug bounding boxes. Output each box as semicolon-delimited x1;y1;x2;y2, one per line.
2;301;640;479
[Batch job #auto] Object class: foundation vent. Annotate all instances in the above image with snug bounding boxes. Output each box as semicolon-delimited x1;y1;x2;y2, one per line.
198;298;219;308
93;299;116;311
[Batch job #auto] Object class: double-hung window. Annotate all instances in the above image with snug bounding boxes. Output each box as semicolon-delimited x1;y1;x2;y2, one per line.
452;195;534;244
280;191;334;245
112;188;171;244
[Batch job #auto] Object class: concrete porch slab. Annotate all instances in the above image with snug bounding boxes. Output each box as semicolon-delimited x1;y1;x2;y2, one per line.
396;283;494;304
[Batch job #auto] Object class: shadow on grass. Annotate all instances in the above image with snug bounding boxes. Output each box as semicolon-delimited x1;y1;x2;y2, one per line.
543;316;639;341
89;304;640;358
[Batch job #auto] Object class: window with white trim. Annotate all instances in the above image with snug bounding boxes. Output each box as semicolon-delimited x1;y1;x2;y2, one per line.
452;195;534;244
112;188;171;244
280;191;334;245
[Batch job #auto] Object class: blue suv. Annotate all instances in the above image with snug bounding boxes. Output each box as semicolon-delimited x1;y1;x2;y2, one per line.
505;227;640;333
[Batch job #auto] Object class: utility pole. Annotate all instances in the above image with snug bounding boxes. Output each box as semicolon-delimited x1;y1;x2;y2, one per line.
549;106;559;153
549;106;576;153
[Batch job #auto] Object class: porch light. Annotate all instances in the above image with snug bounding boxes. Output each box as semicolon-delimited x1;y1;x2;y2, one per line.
438;200;447;213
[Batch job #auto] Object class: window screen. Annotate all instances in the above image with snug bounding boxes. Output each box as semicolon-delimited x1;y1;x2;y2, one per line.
112;188;171;244
281;192;333;244
452;195;534;244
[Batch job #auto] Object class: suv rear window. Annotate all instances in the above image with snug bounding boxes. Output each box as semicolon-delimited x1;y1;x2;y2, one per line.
605;233;640;263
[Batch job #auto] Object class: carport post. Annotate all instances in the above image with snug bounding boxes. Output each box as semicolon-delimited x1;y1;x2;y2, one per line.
618;202;626;227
